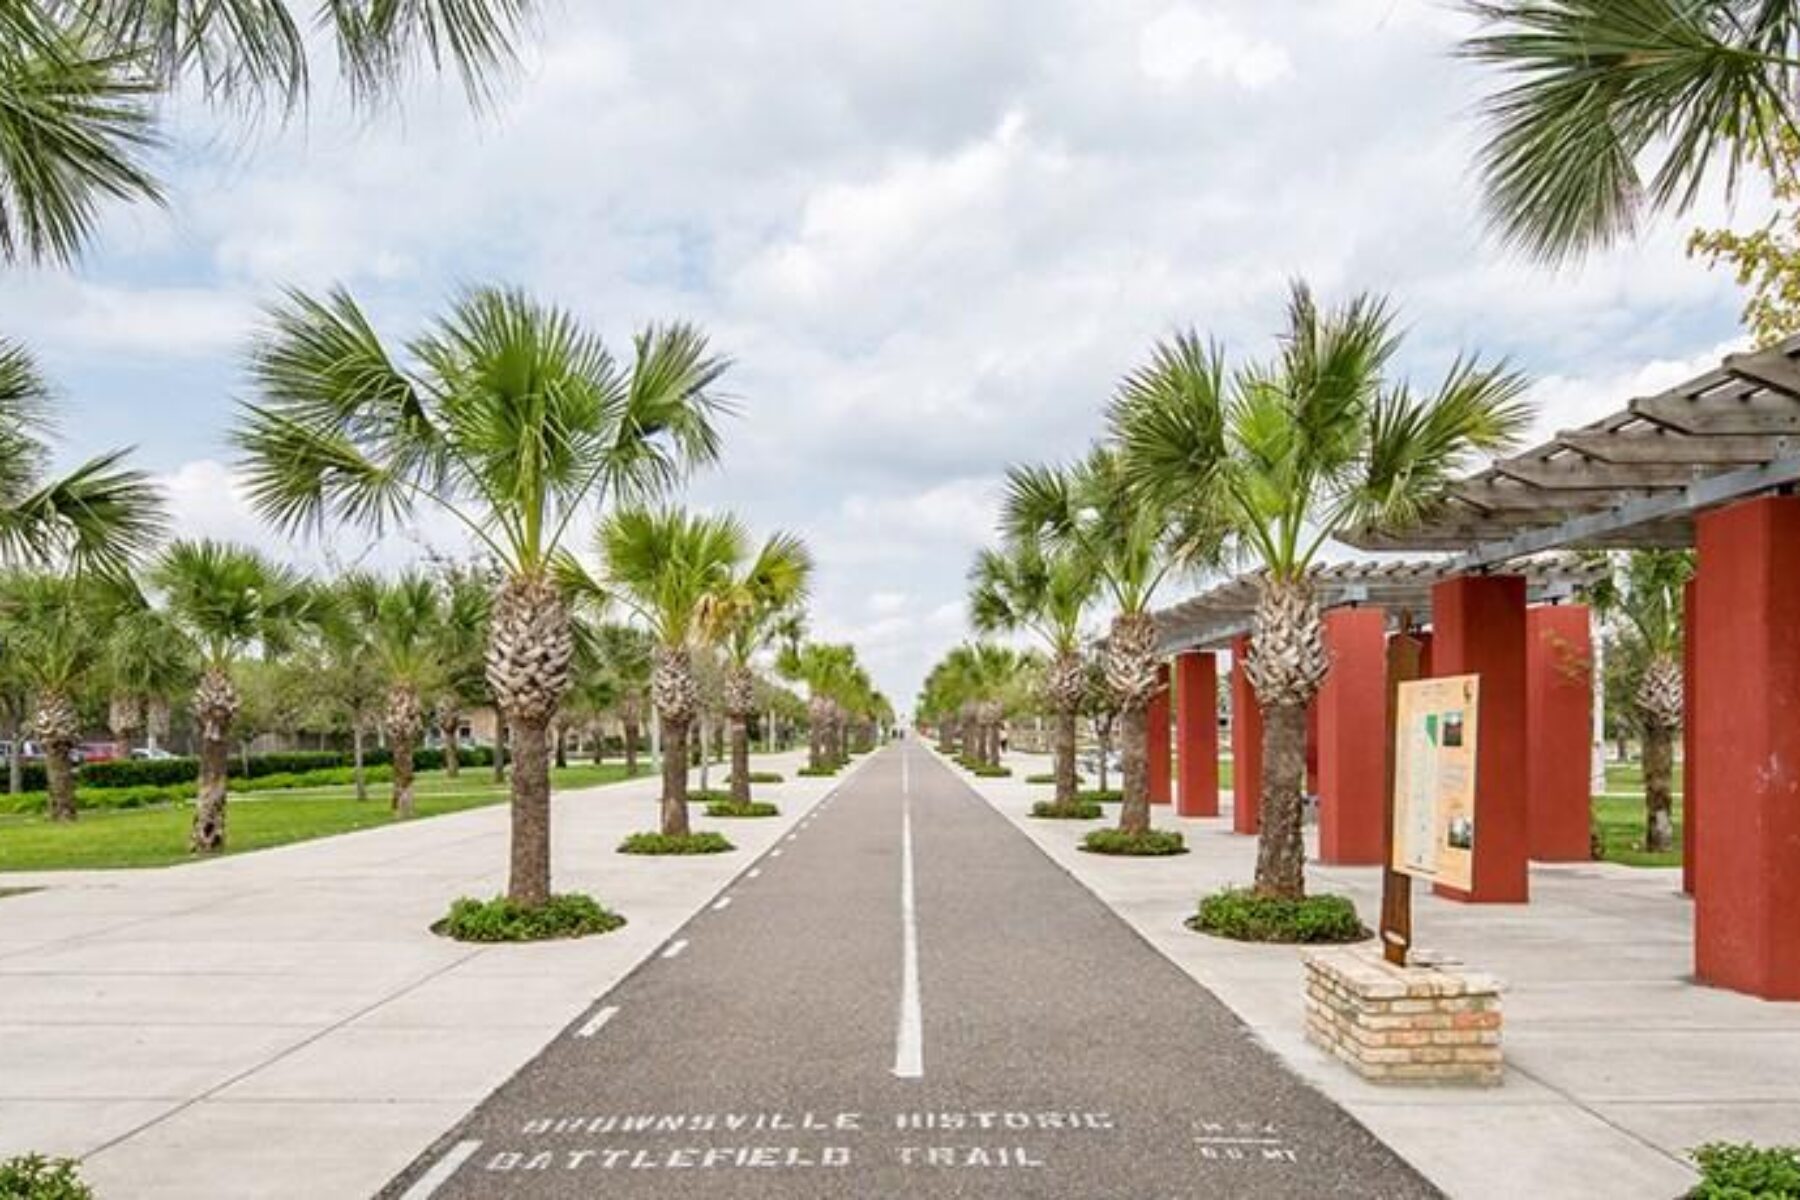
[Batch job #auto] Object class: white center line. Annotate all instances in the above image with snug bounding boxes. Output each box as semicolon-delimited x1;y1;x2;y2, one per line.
771;848;783;858
575;1005;619;1039
661;939;689;959
400;1139;482;1199
893;749;924;1079
748;867;762;879
713;896;733;911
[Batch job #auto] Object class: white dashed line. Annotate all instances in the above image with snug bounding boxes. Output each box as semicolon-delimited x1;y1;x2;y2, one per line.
713;896;733;911
575;1006;620;1039
748;868;762;879
772;849;784;858
400;1139;482;1199
661;939;689;959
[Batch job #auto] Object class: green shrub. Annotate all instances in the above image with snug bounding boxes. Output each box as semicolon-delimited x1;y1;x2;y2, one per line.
730;771;784;784
971;765;1012;778
0;763;49;792
1030;800;1103;820
618;831;735;855
1190;888;1369;944
1078;789;1124;803
435;893;625;943
796;764;839;777
1081;828;1187;856
1025;772;1057;784
76;745;495;791
705;800;779;818
0;1155;94;1199
1689;1142;1800;1199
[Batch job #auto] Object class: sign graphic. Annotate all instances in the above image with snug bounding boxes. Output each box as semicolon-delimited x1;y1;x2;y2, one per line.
1390;674;1479;892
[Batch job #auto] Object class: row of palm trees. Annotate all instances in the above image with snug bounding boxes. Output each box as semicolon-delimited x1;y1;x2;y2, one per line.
946;282;1530;899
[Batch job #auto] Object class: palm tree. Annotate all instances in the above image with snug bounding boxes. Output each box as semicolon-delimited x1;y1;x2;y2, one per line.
718;532;812;806
1459;0;1800;263
588;622;653;775
366;571;443;817
1003;446;1190;836
1;2;535;265
233;286;727;906
1585;550;1693;853
427;561;492;779
102;603;194;757
311;572;386;801
779;641;860;770
0;573;139;819
151;540;317;852
592;506;743;837
970;536;1098;808
1110;282;1530;897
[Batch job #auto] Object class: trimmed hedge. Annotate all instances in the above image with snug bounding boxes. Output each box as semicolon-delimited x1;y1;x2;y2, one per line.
730;771;785;785
1081;828;1187;856
705;800;779;818
435;894;624;942
1030;800;1103;820
75;745;495;790
1688;1142;1800;1199
618;831;735;855
1190;888;1369;944
1079;789;1124;804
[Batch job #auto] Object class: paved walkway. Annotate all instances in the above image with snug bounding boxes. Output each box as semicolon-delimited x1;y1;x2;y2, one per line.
0;751;830;1200
966;751;1800;1200
386;740;1436;1198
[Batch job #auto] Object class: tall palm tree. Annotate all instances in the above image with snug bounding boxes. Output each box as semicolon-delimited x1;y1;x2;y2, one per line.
970;536;1098;808
778;641;860;770
718;532;812;806
366;571;443;817
1110;282;1530;898
152;540;317;852
1585;549;1693;853
233;286;727;906
1459;0;1800;263
591;506;744;837
2;2;535;265
1003;446;1191;836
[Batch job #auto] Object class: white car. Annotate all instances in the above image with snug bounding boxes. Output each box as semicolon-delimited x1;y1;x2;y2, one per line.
129;747;178;761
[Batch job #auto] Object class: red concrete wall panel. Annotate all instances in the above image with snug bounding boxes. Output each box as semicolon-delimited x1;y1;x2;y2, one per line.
1693;496;1800;1000
1525;605;1594;862
1175;652;1220;817
1147;663;1172;806
1317;607;1388;864
1429;574;1530;904
1683;577;1698;898
1230;635;1263;835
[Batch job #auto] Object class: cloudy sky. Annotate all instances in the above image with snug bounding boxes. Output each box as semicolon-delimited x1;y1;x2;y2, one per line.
7;0;1761;710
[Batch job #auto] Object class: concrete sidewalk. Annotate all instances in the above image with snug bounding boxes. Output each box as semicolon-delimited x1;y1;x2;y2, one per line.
0;751;850;1200
959;751;1800;1200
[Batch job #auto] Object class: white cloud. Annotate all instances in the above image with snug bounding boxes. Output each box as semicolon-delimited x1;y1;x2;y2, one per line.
1139;7;1292;90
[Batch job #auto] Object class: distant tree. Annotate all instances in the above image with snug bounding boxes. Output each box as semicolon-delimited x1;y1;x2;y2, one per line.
1690;127;1800;347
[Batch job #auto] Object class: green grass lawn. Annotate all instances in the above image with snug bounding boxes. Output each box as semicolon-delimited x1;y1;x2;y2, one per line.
1591;792;1684;868
0;763;641;872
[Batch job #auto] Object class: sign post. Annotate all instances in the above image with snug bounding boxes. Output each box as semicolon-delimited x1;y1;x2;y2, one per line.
1380;630;1423;966
1386;672;1481;956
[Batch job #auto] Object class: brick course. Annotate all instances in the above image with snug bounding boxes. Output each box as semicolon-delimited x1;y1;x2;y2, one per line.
1303;945;1504;1086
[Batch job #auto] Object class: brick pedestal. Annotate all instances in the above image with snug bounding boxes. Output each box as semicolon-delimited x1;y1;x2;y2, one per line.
1303;946;1504;1086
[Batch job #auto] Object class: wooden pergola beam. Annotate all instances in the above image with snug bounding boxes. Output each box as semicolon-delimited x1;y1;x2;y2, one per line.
1552;430;1791;465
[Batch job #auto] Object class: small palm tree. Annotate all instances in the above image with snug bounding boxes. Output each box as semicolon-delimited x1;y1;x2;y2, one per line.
718;533;812;806
102;603;195;756
1459;0;1800;263
778;641;860;770
591;507;744;837
1585;550;1693;853
233;286;728;906
589;622;654;775
0;2;535;264
428;561;494;779
311;572;387;801
1111;282;1530;898
1003;446;1191;835
970;536;1099;808
151;540;317;852
366;571;444;817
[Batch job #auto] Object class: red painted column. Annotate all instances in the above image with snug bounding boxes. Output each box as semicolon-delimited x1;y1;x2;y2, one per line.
1305;701;1320;795
1147;663;1172;805
1693;495;1800;1000
1430;573;1530;903
1317;607;1388;864
1417;631;1434;677
1230;635;1263;835
1175;651;1220;817
1525;605;1594;861
1682;577;1698;897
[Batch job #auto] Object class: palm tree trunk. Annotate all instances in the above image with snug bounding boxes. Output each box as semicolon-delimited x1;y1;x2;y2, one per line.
44;744;76;822
730;713;751;806
441;712;461;778
506;713;552;906
1254;702;1309;898
624;717;639;775
1118;705;1148;834
1055;706;1078;807
193;730;231;853
493;715;508;783
5;718;20;796
554;724;568;769
1643;722;1675;853
392;735;415;818
1096;716;1113;793
661;714;692;836
353;722;368;802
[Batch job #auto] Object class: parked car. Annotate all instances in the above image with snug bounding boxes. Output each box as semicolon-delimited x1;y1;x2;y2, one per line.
77;742;125;764
129;746;178;761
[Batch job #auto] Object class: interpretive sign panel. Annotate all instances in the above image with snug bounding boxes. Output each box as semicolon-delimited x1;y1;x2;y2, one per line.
1390;673;1478;892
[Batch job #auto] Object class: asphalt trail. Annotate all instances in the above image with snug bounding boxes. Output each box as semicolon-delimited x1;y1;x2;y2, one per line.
384;740;1438;1199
